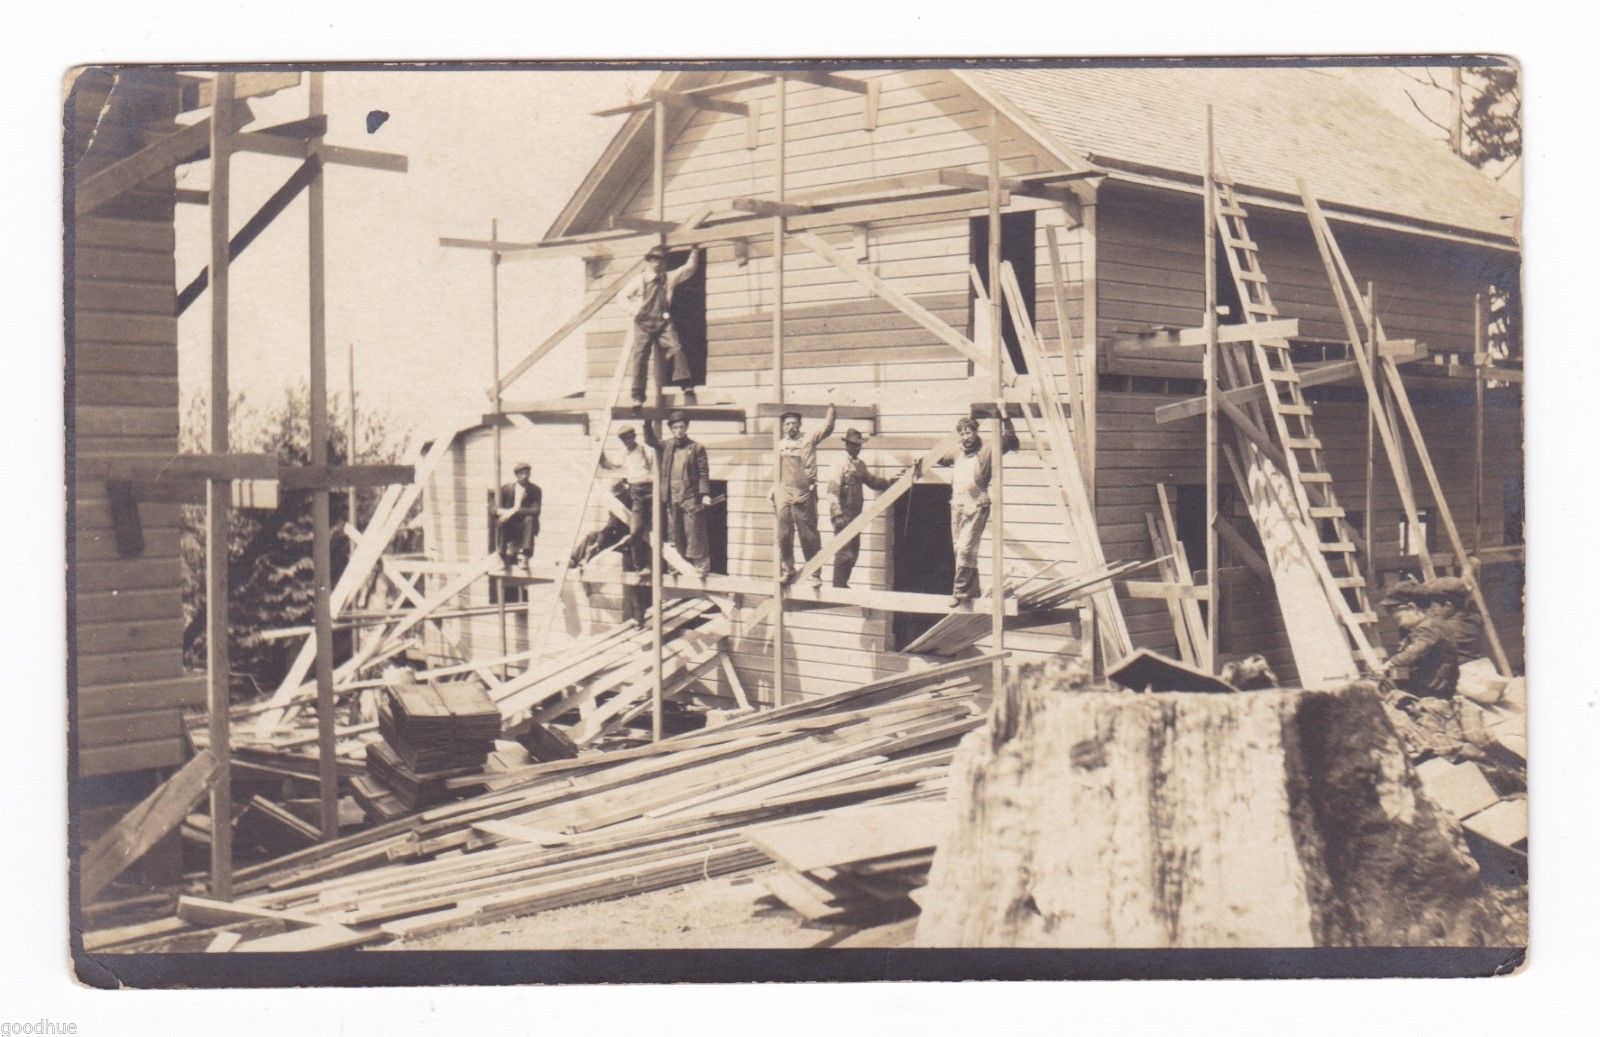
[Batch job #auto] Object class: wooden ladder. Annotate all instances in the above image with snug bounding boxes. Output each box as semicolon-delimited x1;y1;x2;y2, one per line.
1210;175;1383;663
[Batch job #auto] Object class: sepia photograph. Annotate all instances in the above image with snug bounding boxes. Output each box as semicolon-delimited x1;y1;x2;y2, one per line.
64;57;1528;985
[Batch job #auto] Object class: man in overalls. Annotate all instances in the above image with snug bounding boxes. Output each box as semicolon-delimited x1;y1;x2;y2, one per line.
772;404;835;587
939;415;1018;607
628;244;701;408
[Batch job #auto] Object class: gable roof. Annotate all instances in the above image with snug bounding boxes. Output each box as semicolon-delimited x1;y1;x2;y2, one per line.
966;66;1519;243
548;66;1519;247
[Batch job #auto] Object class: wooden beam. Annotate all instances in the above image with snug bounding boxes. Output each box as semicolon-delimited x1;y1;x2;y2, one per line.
1175;318;1301;346
204;72;236;899
176;155;322;316
75;115;216;217
192;71;300;109
607;405;746;423
732;197;818;217
1216;515;1273;585
752;401;875;421
1123;580;1211;602
794;230;988;367
611;214;677;235
777;69;870;94
277;464;415;490
76;453;278;482
81;751;218;902
648;87;748;116
1154;359;1365;424
1215;390;1289;473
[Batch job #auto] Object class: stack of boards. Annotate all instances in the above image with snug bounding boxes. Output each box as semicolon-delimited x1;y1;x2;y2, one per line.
91;655;994;952
366;674;500;810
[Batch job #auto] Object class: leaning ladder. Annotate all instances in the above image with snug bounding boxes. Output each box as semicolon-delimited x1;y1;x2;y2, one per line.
1210;172;1384;664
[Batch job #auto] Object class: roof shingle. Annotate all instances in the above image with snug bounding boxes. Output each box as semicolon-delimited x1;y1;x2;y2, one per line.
970;66;1518;240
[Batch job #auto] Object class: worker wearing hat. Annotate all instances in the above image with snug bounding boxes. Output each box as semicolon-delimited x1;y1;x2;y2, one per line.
597;425;658;622
937;414;1018;606
626;244;702;407
656;410;713;575
494;461;542;569
1428;575;1487;662
824;427;891;588
772;403;836;586
1378;578;1460;699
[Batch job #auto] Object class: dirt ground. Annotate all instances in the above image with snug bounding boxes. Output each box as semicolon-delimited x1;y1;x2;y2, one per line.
389;868;834;951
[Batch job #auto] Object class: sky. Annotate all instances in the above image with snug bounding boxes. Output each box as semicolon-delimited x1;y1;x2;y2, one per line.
173;65;1514;444
174;69;656;440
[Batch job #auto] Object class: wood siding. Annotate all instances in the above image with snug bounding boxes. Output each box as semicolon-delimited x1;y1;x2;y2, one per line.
69;69;200;777
426;71;1091;704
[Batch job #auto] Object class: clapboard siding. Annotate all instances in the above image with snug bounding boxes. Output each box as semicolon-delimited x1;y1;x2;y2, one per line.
1096;182;1513;356
68;69;192;777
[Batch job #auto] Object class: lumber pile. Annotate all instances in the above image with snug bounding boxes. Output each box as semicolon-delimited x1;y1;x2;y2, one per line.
93;657;995;951
914;658;1521;948
362;670;501;811
746;799;946;925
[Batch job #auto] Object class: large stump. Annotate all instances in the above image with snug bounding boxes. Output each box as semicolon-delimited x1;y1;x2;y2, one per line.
915;661;1514;947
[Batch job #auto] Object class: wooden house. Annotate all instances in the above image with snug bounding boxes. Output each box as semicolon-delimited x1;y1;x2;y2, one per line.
418;66;1523;699
68;68;203;781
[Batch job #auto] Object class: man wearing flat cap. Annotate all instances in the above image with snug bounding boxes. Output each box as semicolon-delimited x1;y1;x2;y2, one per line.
825;428;891;589
1379;579;1460;699
650;411;713;575
494;461;541;569
937;414;1018;606
772;403;836;585
627;244;702;407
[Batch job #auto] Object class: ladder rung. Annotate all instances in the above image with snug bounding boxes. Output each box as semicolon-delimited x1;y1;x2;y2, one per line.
1319;541;1357;553
1244;301;1279;316
1223;237;1258;252
1299;472;1333;483
1237;269;1267;282
1219;204;1248;218
1278;403;1313;416
1350;611;1379;624
1265;369;1300;382
1308;505;1344;519
1334;576;1367;589
1284;437;1322;450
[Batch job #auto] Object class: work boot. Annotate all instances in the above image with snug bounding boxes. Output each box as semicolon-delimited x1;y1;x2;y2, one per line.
681;386;699;405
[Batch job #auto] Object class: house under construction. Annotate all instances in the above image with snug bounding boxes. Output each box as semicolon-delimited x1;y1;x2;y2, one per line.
69;65;1525;949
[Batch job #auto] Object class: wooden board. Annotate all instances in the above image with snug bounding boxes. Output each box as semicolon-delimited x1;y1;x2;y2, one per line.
80;750;218;901
744;800;949;874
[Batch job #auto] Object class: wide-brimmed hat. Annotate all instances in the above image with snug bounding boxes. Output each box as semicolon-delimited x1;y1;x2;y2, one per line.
840;428;868;444
645;244;669;261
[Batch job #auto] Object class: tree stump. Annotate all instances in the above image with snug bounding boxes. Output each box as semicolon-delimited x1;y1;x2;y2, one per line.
915;660;1514;947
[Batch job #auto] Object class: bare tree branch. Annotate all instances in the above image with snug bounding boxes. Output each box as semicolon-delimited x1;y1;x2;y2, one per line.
1402;89;1454;137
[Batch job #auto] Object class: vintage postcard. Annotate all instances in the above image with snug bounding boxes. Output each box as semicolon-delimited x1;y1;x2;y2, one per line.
66;59;1524;985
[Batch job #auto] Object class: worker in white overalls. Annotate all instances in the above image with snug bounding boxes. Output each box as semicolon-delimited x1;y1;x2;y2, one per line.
772;403;836;587
938;415;1018;607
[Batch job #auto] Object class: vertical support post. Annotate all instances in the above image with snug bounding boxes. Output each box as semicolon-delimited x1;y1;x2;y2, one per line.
986;109;1006;701
1473;292;1485;553
1202;106;1219;671
346;343;358;524
771;75;788;708
1365;285;1378;574
1079;189;1099;508
490;219;509;678
1450;67;1465;157
306;72;339;841
205;72;236;897
650;100;666;742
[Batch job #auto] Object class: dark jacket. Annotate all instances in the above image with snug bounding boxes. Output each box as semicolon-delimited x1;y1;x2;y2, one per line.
647;422;711;507
498;479;542;536
1388;616;1460;699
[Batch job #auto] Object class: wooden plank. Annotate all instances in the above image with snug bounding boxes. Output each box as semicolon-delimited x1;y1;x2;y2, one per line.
75;116;214;217
175;896;327;930
745;800;947;873
75;452;277;482
234;923;383;952
278;463;414;490
77;676;205;718
80;750;218;901
1154;360;1362;424
750;401;875;421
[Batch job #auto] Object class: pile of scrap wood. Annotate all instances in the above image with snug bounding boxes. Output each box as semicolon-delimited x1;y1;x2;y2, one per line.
87;656;993;952
904;558;1150;656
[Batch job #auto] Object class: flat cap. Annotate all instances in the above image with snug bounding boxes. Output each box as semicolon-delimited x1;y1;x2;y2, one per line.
666;409;690;424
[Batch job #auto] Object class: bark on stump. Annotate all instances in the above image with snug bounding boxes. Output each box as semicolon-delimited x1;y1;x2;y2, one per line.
915;661;1507;947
